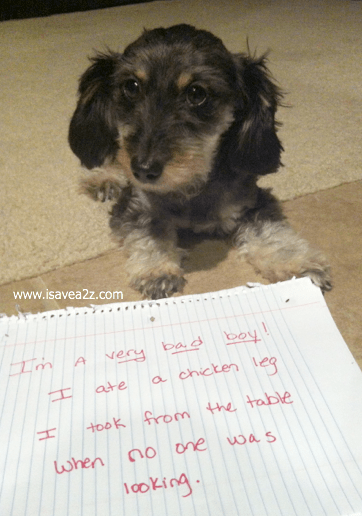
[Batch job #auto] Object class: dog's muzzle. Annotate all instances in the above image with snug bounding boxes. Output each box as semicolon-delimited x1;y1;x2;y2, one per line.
131;157;163;183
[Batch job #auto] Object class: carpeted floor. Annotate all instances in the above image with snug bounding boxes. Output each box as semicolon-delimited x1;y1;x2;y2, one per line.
1;0;362;285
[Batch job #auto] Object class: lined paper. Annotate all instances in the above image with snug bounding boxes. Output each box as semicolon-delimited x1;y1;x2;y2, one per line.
0;278;362;516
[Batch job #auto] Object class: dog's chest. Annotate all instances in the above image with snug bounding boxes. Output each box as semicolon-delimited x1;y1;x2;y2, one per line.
159;182;257;235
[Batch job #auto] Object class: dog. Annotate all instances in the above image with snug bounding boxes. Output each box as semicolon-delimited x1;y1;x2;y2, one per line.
68;24;332;299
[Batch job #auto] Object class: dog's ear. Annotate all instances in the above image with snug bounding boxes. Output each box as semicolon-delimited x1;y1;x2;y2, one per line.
231;53;283;176
68;52;120;169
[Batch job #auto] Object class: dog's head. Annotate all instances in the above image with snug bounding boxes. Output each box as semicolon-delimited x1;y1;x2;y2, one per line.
69;24;282;194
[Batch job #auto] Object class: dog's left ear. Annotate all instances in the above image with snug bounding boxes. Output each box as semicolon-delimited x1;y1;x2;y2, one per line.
231;53;283;176
68;52;120;169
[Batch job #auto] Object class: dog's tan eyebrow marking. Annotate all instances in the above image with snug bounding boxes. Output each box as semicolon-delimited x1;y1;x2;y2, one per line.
134;69;148;82
176;72;193;90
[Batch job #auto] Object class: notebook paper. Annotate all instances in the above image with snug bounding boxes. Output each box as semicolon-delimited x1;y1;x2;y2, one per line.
0;278;361;516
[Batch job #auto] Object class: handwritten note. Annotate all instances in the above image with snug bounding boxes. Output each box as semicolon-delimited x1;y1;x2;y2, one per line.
0;278;362;516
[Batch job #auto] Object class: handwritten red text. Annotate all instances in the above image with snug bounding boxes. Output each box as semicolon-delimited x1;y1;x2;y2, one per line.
152;375;167;384
74;356;86;367
223;331;261;345
246;391;293;408
162;337;203;355
95;380;127;394
128;447;157;462
144;410;190;425
179;363;239;380
206;402;237;415
227;431;277;446
54;457;104;474
37;428;57;441
48;388;72;402
105;349;146;364
10;358;52;376
124;473;194;498
175;438;207;454
252;356;278;376
87;417;126;432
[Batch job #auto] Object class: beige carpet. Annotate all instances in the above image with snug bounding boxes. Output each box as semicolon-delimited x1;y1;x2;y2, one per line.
1;0;362;285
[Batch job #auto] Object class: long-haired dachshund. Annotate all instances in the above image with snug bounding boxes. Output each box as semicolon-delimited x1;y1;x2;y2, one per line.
69;24;332;299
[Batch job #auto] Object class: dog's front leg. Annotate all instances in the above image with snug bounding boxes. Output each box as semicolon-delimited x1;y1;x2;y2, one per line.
123;224;186;300
79;167;129;202
233;193;332;292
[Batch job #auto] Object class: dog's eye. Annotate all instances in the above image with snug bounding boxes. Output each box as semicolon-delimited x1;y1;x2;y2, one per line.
123;79;140;100
186;84;207;107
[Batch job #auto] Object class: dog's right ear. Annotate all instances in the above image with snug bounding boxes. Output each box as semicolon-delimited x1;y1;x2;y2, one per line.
231;53;283;177
68;52;120;169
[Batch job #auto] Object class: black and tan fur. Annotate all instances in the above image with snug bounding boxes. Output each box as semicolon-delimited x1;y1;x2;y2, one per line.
69;24;331;299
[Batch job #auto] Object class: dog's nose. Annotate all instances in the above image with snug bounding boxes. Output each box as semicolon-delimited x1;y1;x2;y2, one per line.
131;158;163;183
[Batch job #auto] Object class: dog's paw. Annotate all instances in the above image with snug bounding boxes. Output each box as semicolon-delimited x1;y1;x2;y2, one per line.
134;275;187;300
285;251;333;292
96;181;123;202
300;266;333;293
236;221;333;293
259;259;332;293
79;171;128;202
80;178;123;202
